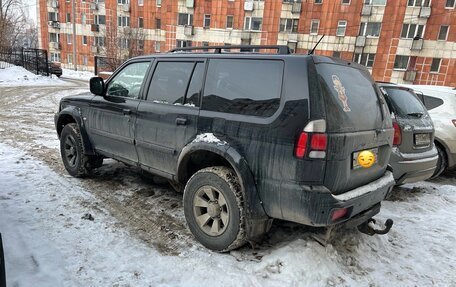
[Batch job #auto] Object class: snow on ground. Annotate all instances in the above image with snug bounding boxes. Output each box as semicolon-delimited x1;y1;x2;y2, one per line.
0;81;456;286
0;66;67;86
61;69;95;81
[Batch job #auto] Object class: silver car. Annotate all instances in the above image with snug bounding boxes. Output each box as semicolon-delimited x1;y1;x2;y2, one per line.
378;83;438;184
402;85;456;177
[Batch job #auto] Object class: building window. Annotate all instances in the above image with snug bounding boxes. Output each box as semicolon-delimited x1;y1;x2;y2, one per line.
244;17;262;31
204;14;211;28
156;18;161;29
94;15;106;25
364;0;387;5
283;0;303;2
408;0;430;6
117;0;128;4
138;17;144;28
176;40;192;48
178;13;193;26
430;58;441;72
353;53;375;67
48;12;58;22
67;34;72;44
119;38;130;49
66;13;71;23
94;36;105;47
359;22;381;37
118;16;130;27
82;55;88;66
138;0;143;6
287;41;297;53
50;52;60;62
279;18;298;33
49;33;59;43
82;35;88;45
401;24;424;39
82;13;86;25
341;0;350;4
438;26;449;40
156;0;161;6
155;41;161;52
226;15;234;29
445;0;455;8
315;0;322;3
67;54;73;64
310;19;320;35
394;55;409;70
336;20;347;36
138;39;144;50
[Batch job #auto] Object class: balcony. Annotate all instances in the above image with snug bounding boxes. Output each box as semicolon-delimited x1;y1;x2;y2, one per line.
355;35;366;47
291;2;302;13
403;70;417;82
244;1;254;11
49;42;61;50
184;25;194;36
90;46;99;53
288;33;298;42
122;3;130;12
48;21;60;29
419;6;431;18
90;3;98;10
186;0;194;8
361;5;372;16
241;31;251;40
410;38;423;50
91;24;100;32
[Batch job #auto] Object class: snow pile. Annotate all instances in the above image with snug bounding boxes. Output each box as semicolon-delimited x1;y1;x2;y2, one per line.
193;133;227;145
0;66;65;86
62;68;94;81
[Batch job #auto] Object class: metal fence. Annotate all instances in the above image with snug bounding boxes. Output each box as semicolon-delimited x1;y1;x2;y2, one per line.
0;47;49;76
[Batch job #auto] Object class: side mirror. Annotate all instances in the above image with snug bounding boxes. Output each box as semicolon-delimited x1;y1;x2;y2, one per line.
90;77;105;96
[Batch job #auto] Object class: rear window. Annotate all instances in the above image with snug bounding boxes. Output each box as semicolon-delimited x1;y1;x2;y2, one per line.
382;88;427;117
202;59;283;117
316;63;383;132
423;95;444;111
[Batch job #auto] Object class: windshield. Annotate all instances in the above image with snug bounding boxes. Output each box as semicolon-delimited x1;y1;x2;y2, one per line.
316;63;383;132
382;87;426;117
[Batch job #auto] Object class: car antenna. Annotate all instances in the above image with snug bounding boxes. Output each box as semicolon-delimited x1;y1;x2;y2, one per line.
308;35;325;55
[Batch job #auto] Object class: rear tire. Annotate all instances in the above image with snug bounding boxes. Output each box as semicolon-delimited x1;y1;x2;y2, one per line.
430;144;447;179
183;166;246;252
60;123;93;177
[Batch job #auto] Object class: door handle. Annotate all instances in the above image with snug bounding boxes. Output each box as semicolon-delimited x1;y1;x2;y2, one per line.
123;109;131;115
176;117;188;125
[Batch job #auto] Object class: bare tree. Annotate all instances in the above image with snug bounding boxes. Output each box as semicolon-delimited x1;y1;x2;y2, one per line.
0;0;25;48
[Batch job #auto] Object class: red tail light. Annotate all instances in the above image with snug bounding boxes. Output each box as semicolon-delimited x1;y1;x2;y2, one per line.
310;134;327;151
393;122;402;146
331;208;349;222
295;132;308;158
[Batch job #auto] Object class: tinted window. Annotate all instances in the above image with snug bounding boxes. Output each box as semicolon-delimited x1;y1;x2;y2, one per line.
423;95;444;111
147;62;194;105
185;63;205;107
203;59;283;117
106;62;150;98
383;88;426;117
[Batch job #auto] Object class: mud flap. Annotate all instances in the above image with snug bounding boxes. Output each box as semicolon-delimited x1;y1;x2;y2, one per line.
357;218;393;236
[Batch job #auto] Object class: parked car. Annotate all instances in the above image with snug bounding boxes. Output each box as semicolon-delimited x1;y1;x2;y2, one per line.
377;83;438;185
55;45;395;251
48;62;62;78
402;85;456;177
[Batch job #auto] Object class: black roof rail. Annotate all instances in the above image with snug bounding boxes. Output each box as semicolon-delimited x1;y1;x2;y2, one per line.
168;45;291;55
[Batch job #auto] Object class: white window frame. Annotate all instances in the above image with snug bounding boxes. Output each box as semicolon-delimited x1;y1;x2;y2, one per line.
310;19;320;35
49;32;59;43
82;55;88;66
430;58;441;73
359;22;382;37
82;35;88;45
118;16;130;27
117;0;128;4
178;13;193;26
341;0;350;4
138;0;143;6
67;34;72;44
401;23;425;39
155;41;161;52
226;15;234;29
393;55;410;70
50;52;60;62
445;0;455;8
364;0;387;5
353;53;376;67
204;14;211;28
314;0;323;4
407;0;430;7
244;17;262;31
438;25;449;40
336;20;347;36
279;18;299;33
156;0;161;6
82;13;86;25
138;17;144;28
67;54;73;64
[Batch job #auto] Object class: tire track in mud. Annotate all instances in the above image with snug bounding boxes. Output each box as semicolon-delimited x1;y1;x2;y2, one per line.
0;84;197;255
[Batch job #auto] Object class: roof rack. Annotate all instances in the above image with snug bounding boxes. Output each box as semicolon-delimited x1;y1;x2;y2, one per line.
168;45;291;55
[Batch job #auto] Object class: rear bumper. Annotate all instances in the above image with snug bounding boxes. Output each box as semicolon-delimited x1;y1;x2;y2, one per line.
390;147;438;184
278;171;395;227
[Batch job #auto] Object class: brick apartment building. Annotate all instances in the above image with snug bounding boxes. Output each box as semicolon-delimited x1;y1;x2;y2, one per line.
38;0;456;86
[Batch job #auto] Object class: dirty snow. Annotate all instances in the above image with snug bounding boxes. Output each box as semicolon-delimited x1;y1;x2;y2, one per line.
0;81;456;286
193;133;227;145
0;66;66;86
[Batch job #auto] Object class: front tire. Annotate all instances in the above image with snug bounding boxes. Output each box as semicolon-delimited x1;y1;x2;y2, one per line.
183;166;246;252
60;123;92;177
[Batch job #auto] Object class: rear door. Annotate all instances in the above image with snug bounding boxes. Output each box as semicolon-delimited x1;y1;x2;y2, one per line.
135;59;205;176
314;61;393;194
381;87;434;153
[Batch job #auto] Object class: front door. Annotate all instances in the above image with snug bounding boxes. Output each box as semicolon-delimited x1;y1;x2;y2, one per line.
135;59;205;176
87;61;151;164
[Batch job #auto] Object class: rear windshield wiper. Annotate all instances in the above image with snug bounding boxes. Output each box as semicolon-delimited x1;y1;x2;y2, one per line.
407;112;423;118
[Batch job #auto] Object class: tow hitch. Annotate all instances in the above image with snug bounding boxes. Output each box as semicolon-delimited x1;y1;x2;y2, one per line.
358;218;393;236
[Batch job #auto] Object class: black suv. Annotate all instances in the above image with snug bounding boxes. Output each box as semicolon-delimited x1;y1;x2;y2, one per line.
55;46;395;251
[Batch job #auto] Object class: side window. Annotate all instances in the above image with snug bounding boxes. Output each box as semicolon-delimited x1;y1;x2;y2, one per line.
423;95;444;111
147;62;194;105
185;63;205;107
203;59;283;117
106;62;150;98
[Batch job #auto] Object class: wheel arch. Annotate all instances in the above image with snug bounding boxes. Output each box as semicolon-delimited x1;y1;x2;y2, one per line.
177;143;271;239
